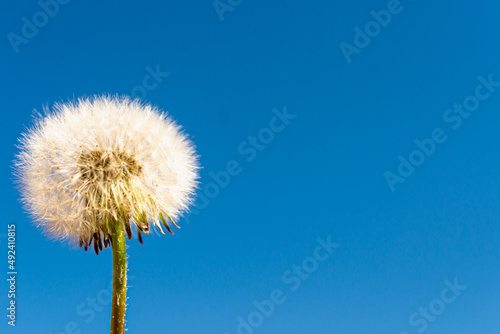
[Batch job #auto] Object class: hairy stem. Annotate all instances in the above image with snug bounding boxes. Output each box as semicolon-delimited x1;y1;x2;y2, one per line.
110;221;127;334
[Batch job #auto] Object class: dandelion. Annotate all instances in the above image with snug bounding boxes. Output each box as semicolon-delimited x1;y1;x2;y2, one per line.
14;95;199;334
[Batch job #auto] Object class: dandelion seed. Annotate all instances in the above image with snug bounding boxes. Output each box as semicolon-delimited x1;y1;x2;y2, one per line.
15;95;198;247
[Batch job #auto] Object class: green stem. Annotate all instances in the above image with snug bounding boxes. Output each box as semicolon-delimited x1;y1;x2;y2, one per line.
110;221;127;334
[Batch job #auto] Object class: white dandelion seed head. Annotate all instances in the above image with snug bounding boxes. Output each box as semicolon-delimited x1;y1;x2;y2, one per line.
14;95;199;251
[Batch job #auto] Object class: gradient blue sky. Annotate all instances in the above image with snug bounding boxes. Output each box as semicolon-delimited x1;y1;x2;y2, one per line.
2;0;500;333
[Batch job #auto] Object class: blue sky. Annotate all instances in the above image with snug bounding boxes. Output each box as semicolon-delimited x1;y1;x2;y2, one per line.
2;0;500;333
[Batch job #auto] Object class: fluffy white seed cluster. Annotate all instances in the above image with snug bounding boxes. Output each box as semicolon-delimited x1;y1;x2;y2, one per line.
15;96;199;253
